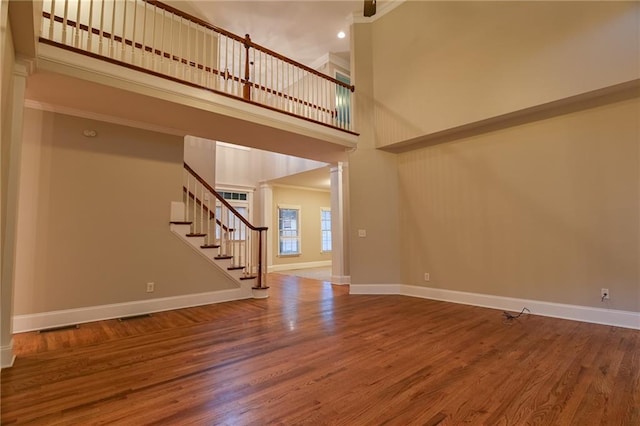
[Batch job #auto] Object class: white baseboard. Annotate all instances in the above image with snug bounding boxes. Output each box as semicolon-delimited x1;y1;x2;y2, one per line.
268;260;331;273
1;340;16;369
331;275;351;285
350;284;640;330
349;284;403;294
13;288;251;333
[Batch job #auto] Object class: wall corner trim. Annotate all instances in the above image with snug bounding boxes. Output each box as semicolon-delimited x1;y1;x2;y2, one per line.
349;284;640;330
268;260;332;273
1;340;16;369
331;275;351;285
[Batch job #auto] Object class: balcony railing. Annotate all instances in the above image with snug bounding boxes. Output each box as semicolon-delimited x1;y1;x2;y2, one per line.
40;0;355;133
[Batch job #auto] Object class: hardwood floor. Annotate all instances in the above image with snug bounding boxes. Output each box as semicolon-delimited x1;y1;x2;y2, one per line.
2;274;639;425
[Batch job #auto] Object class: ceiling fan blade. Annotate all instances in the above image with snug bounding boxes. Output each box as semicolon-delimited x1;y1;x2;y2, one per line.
364;0;376;17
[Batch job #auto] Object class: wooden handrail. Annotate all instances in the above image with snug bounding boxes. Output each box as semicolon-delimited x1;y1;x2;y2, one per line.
41;36;359;136
42;11;347;122
184;188;234;232
184;163;267;232
145;0;245;43
41;0;357;133
145;0;353;91
246;38;354;91
42;12;242;82
184;162;268;289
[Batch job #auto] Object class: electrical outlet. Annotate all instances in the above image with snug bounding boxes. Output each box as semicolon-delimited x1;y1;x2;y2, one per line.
424;272;430;282
601;288;609;300
146;282;155;293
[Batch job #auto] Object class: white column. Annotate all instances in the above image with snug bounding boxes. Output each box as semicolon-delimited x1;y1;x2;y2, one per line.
330;162;350;284
258;182;273;270
1;60;31;368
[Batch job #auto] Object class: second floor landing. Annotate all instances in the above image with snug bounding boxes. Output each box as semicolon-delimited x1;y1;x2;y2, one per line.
13;0;358;163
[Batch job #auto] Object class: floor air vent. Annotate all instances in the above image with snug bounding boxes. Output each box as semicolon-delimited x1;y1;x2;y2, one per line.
38;324;80;333
118;313;152;321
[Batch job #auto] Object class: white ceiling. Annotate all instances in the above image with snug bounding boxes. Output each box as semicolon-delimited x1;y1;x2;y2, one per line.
269;165;332;190
170;0;365;67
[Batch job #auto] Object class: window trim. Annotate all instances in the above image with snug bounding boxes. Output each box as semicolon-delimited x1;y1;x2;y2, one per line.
278;204;301;257
320;207;332;253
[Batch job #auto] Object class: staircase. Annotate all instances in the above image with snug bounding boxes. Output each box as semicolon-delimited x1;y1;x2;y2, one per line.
170;163;269;298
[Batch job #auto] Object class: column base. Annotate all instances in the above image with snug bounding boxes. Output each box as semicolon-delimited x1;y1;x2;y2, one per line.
252;287;270;299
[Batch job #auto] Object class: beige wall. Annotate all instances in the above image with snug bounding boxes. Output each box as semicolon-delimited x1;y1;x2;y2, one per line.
349;0;639;309
215;143;327;189
348;20;402;285
13;109;236;315
1;0;16;359
271;186;331;266
1;0;14;250
184;135;216;186
370;1;639;148
398;96;639;312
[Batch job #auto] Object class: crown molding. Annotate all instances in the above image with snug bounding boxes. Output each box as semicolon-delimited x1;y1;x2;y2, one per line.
309;52;351;75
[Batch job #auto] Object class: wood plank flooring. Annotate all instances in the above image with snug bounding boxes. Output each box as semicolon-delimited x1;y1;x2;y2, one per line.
2;274;639;425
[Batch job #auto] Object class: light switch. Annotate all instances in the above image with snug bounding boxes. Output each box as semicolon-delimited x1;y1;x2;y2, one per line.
358;229;367;238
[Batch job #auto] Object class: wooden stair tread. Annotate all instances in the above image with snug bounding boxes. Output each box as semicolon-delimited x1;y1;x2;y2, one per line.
170;221;192;225
240;275;258;280
186;233;207;237
227;266;245;271
214;255;233;260
200;244;220;249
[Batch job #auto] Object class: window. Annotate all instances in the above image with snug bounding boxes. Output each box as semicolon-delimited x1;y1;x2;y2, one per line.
216;205;248;240
278;206;301;255
321;208;331;252
335;72;351;127
214;190;249;241
219;191;247;201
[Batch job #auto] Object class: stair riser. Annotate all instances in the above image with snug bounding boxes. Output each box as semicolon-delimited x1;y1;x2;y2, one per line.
170;223;255;293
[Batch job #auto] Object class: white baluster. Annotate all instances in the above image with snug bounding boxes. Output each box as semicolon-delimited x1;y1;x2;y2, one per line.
48;0;56;41
74;0;81;48
141;0;146;66
186;20;191;81
177;16;183;78
192;179;197;233
208;28;214;88
151;3;157;70
168;11;174;77
159;9;165;71
207;196;211;245
62;0;68;44
108;0;115;57
121;0;127;60
130;0;136;62
245;224;249;274
185;172;190;223
200;185;204;235
201;27;206;85
220;205;226;255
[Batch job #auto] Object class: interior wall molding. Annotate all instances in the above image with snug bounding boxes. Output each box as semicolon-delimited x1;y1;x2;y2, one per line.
268;260;331;273
349;284;640;330
330;275;351;285
1;340;16;369
13;288;251;333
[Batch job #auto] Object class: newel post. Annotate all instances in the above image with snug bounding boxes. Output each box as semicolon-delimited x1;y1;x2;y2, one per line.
252;228;270;299
243;33;252;101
